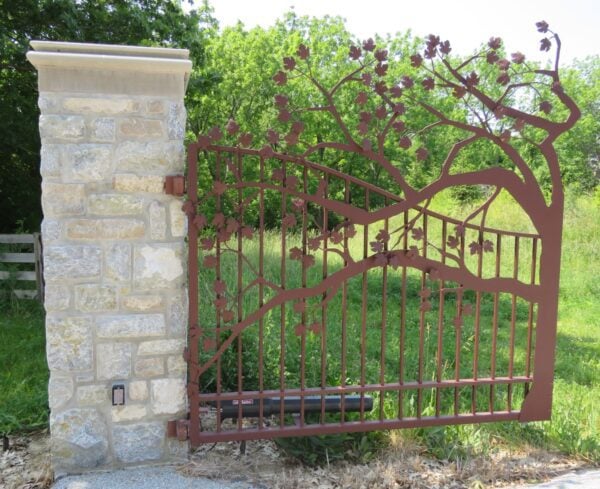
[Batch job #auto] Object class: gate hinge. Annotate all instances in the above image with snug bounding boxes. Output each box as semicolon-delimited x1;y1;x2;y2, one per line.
167;419;189;441
164;175;186;196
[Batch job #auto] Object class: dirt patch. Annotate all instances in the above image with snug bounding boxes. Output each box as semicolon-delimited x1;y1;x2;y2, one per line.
0;431;52;489
181;437;589;489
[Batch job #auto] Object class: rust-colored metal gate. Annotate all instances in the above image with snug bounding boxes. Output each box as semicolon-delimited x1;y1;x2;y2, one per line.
179;24;579;446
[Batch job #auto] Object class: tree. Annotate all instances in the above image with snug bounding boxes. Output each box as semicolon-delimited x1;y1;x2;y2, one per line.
0;0;212;232
186;21;580;421
555;56;600;188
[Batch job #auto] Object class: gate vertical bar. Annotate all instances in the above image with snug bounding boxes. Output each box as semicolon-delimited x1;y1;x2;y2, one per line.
188;146;200;446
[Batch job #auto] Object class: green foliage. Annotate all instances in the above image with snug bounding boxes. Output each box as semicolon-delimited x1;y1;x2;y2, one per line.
555;56;600;190
0;301;47;434
0;0;214;232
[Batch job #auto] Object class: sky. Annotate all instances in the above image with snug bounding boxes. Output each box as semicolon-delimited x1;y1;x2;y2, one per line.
186;0;599;65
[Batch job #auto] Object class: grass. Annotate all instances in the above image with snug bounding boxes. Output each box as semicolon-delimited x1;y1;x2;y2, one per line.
0;191;597;465
197;188;600;463
0;299;47;434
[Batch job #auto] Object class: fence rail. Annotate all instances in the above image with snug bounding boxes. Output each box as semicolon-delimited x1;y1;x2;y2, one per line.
0;233;44;301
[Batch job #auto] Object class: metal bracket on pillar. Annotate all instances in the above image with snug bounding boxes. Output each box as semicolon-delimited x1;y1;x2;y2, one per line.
164;175;186;196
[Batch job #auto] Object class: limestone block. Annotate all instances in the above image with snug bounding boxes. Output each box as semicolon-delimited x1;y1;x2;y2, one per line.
169;200;186;238
149;201;166;239
40;144;61;178
62;97;141;115
134;357;164;377
167;102;185;140
167;355;186;376
112;422;163;463
44;285;71;311
75;372;95;383
105;243;131;281
44;246;101;281
129;380;149;401
118;118;164;140
122;295;164;312
111;405;147;422
74;284;117;312
137;339;184;356
88;194;144;216
46;316;93;371
42;183;86;216
96;314;166;338
77;385;108;406
38;94;61;113
51;409;108;470
150;378;185;415
63;144;112;182
41;220;62;242
48;375;74;409
168;293;187;336
90;117;115;142
146;100;165;114
115;141;183;173
133;244;184;290
39;115;85;141
96;343;132;380
66;218;145;240
113;174;164;193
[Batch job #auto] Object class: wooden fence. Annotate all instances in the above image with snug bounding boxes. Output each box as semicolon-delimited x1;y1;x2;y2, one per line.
0;234;44;301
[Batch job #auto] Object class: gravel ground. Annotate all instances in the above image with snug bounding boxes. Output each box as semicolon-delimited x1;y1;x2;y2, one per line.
51;466;257;489
514;469;600;488
50;465;600;489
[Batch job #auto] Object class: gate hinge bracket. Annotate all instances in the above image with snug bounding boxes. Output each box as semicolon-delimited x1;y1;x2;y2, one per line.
164;175;186;196
167;418;189;441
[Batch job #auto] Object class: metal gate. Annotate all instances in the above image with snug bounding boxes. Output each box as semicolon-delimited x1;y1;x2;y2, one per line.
177;28;579;446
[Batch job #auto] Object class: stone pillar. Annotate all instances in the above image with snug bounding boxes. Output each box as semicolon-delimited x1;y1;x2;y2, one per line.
27;41;191;474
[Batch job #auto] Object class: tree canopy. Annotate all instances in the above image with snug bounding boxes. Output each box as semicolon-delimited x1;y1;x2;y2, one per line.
1;2;598;232
0;0;213;232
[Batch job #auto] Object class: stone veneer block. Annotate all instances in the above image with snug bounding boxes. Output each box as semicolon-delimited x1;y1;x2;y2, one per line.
111;405;147;422
66;218;145;240
116;141;183;174
112;422;163;463
113;174;164;193
42;183;86;216
63;144;113;182
137;339;185;356
44;285;71;311
29;40;191;475
46;316;93;371
39;115;85;141
74;284;117;312
129;381;149;401
44;246;102;281
96;343;132;380
122;295;164;312
135;357;165;377
133;244;184;289
62;97;141;115
48;375;74;409
51;409;109;471
150;378;186;415
104;243;131;282
77;385;108;406
88;194;144;216
169;200;186;237
96;314;165;338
